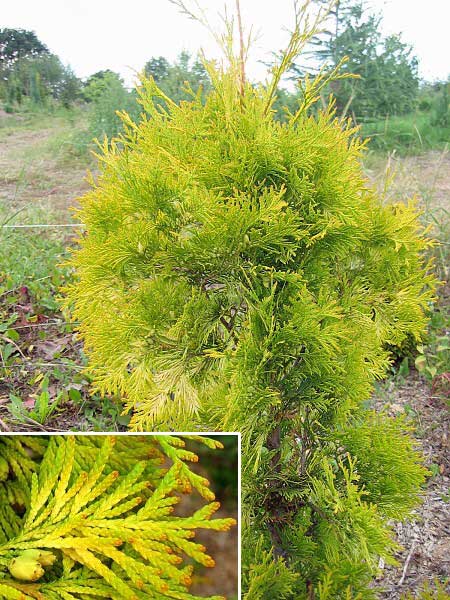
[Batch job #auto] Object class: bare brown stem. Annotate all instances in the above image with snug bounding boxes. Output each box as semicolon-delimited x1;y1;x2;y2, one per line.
235;0;246;97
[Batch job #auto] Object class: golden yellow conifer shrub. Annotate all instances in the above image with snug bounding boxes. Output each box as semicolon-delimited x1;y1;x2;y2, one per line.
64;2;437;596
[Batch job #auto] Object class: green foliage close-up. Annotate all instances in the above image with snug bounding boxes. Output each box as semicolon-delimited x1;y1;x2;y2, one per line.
63;3;440;597
0;434;236;599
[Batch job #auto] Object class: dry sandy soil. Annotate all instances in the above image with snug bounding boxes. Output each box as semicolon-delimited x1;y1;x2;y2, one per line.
366;149;450;214
371;373;449;598
366;149;450;597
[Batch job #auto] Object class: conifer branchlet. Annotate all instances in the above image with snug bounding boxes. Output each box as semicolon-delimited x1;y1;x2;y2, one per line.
0;435;236;600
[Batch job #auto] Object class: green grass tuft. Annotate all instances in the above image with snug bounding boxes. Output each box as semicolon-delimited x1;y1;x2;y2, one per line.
361;111;450;155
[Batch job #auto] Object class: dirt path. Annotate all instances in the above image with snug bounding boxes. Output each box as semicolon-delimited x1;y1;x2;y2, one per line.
365;149;450;214
0;116;91;221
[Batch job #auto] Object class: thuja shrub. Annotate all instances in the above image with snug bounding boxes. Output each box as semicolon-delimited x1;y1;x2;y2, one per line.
0;435;236;599
65;6;437;597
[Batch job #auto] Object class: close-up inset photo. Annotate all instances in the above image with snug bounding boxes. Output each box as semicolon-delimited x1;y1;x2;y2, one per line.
0;434;239;599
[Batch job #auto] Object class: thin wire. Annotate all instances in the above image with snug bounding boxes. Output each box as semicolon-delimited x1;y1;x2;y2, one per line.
2;224;85;229
9;321;79;330
1;361;85;371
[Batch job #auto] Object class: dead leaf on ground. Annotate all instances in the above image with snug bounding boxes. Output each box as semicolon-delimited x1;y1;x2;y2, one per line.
36;335;72;359
23;397;36;409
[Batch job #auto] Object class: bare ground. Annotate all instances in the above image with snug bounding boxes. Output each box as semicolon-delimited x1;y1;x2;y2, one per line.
371;372;450;598
366;149;450;597
178;467;239;599
0;114;106;432
365;149;450;214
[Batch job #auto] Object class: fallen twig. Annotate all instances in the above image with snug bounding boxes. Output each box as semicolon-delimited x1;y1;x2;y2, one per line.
398;540;416;586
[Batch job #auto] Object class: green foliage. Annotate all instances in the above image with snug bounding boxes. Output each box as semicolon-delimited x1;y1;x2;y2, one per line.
8;374;64;425
431;81;450;128
271;88;302;122
66;73;436;429
190;436;238;506
72;71;140;152
415;306;450;388
0;224;70;312
334;412;428;518
64;8;436;596
59;66;83;108
82;70;125;103
242;538;300;599
1;53;83;110
0;435;236;599
360;111;450;154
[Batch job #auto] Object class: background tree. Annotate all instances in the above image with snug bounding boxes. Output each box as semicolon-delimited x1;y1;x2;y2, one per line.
3;54;82;108
83;70;140;141
144;56;171;83
0;28;50;105
144;51;211;104
291;0;419;119
430;79;450;128
58;65;83;107
82;69;123;101
0;28;49;71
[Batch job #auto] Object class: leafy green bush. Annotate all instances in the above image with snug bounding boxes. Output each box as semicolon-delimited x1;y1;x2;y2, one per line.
70;72;141;154
88;73;140;140
65;9;436;597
